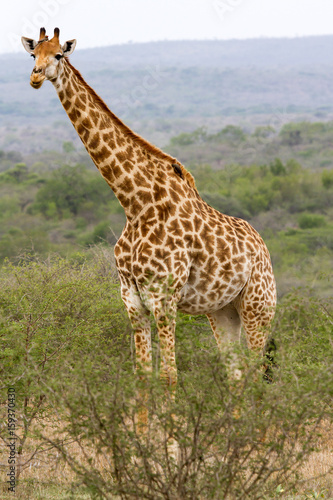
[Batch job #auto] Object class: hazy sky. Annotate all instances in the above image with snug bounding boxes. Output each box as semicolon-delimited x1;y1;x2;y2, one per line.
2;0;333;54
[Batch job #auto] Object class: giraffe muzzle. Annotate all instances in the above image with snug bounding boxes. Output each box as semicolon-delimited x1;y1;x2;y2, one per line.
30;67;46;89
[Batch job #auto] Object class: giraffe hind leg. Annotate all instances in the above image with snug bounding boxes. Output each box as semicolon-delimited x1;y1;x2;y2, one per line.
238;284;276;353
207;303;242;351
207;303;243;379
238;270;277;381
207;299;276;380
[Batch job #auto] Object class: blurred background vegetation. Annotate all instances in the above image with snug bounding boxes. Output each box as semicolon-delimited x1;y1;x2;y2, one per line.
0;119;332;298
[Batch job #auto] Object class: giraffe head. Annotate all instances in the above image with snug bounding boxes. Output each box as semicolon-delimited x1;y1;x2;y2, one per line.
21;27;76;89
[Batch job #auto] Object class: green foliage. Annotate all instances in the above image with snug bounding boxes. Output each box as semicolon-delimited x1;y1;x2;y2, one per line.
279;121;331;146
189;158;333;218
169;126;208;146
0;162;125;261
272;290;333;371
3;163;29;182
214;124;246;143
0;163;31;183
90;221;112;243
62;141;76;153
0;193;20;219
41;348;333;498
0;226;52;261
270;157;287;176
0;253;129;385
33;164;112;218
0;252;131;491
322;169;333;189
0;257;332;497
170;125;247;148
252;125;276;138
298;213;327;229
166;120;333;172
0;123;331;299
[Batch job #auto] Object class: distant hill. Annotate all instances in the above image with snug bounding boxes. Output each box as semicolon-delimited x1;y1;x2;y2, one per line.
1;36;333;153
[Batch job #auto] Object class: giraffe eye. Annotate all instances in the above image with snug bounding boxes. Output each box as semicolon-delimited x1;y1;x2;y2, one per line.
31;54;35;59
55;54;63;60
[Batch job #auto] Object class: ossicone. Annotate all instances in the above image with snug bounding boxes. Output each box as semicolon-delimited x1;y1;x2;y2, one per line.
39;27;47;40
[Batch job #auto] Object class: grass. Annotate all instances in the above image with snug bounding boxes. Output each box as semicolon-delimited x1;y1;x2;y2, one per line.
0;415;108;499
288;421;333;498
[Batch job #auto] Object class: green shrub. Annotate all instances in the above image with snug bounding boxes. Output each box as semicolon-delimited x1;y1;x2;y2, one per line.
37;306;333;499
322;169;333;189
298;213;327;229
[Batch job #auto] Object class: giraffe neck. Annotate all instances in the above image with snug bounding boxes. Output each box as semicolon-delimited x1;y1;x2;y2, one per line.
52;58;175;221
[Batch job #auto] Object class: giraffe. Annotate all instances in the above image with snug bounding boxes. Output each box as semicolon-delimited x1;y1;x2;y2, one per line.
22;28;276;390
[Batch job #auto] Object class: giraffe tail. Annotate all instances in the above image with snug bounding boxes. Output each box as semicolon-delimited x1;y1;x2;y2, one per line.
263;337;278;384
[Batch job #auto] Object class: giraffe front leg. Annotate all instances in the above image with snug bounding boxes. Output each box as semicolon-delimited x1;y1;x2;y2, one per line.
130;311;152;431
156;312;177;388
152;295;178;389
151;295;179;461
120;280;152;371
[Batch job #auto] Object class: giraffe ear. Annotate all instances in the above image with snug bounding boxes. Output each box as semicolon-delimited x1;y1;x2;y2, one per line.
21;37;37;54
62;39;77;56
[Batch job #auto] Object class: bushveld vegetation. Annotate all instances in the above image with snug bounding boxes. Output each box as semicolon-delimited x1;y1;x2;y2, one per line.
0;251;332;498
0;120;332;498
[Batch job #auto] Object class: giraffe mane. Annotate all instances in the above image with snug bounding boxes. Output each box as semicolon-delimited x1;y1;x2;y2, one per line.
65;58;198;192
